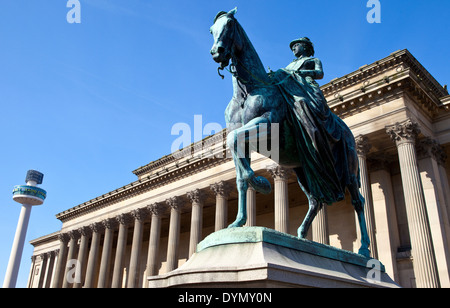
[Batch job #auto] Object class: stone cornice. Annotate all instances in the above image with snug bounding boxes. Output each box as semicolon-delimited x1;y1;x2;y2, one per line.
322;49;449;119
322;49;447;100
29;231;60;247
132;129;228;178
440;95;450;106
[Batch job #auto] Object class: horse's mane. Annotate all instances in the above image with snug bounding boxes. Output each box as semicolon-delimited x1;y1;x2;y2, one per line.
231;15;268;82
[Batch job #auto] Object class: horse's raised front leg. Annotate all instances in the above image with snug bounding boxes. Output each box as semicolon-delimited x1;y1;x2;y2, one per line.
226;117;273;228
226;117;272;195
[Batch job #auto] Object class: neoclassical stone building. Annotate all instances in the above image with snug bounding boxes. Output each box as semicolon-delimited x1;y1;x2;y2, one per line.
28;50;450;288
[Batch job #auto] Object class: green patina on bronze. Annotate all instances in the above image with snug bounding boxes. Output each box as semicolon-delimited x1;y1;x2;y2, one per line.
210;8;371;258
197;227;385;272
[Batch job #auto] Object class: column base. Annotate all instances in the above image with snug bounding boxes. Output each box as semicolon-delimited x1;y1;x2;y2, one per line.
147;227;399;288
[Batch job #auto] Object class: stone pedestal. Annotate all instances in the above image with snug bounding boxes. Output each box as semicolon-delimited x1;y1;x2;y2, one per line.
147;227;399;288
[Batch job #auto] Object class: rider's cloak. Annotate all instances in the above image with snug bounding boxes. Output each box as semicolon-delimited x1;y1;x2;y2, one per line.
273;57;360;205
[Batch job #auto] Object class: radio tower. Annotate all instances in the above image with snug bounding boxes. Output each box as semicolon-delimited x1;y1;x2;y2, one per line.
3;170;47;288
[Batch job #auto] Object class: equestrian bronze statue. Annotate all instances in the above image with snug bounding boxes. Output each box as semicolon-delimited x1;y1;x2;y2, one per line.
210;8;371;258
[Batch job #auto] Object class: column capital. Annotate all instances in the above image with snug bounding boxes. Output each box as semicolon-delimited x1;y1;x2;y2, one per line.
386;119;421;145
45;251;56;259
131;207;150;221
187;189;206;204
102;218;118;230
116;212;133;226
210;181;233;198
67;229;80;240
89;222;105;234
416;137;447;165
166;196;184;211
148;202;166;217
58;232;70;244
267;164;292;181
355;135;372;156
78;226;92;237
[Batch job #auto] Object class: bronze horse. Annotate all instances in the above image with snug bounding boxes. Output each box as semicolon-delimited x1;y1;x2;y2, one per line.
210;8;371;258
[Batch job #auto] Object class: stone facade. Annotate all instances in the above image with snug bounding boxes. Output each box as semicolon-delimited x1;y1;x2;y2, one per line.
28;50;450;288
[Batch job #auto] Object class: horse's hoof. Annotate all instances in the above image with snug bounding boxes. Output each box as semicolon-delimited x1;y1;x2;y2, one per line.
358;247;371;258
297;227;307;239
228;216;246;228
249;176;272;194
228;220;245;228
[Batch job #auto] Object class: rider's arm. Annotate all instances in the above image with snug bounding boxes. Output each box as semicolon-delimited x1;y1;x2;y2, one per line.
298;58;324;80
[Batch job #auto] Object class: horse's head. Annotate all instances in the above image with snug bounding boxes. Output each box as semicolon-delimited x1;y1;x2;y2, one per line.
210;8;239;69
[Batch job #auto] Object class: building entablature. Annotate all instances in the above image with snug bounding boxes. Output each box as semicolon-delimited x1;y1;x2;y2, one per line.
323;49;449;121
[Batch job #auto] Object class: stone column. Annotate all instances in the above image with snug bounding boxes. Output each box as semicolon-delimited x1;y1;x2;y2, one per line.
127;208;149;288
188;189;206;257
166;196;183;272
370;158;401;282
73;226;91;288
111;213;132;288
145;203;165;281
43;251;56;288
36;253;48;288
210;181;232;231
84;222;104;288
386;119;440;288
97;218;117;288
245;186;257;227
51;233;69;288
38;252;51;288
27;255;37;288
312;206;329;245
355;135;378;259
268;165;290;233
417;138;450;287
62;230;80;288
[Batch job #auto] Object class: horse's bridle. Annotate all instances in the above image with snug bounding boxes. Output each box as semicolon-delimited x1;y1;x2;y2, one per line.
215;15;293;89
215;14;237;79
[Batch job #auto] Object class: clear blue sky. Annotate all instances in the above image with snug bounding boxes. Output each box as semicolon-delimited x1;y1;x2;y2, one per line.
0;1;449;288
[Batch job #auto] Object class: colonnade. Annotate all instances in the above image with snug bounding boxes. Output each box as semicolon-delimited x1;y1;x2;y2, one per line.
29;118;450;288
38;173;293;288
